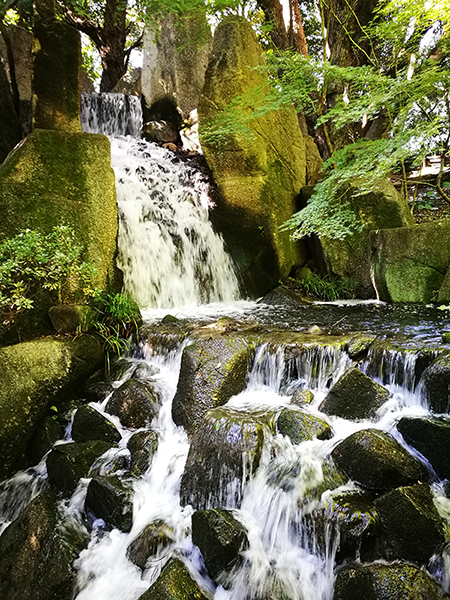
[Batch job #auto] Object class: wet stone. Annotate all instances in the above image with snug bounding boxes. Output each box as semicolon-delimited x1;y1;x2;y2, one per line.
191;508;249;586
127;430;158;477
106;378;159;428
374;484;446;564
331;429;427;491
127;520;174;570
319;368;389;420
137;557;209;600
27;415;64;465
345;335;376;359
72;405;121;444
422;352;450;413
291;388;314;407
276;407;332;443
85;476;133;532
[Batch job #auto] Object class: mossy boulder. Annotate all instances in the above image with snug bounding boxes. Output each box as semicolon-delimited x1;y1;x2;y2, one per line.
331;429;427;491
137;557;209;600
106;378;159;429
374;484;446;563
370;220;450;303
276;407;332;443
127;430;159;477
48;304;95;334
46;439;112;495
85;475;133;532
71;405;121;445
180;407;269;509
319;368;389;420
334;562;446;600
172;337;251;436
191;508;249;586
421;353;450;413
397;416;450;479
346;335;376;359
318;179;414;297
0;491;84;600
0;335;103;481
199;16;307;297
127;520;174;570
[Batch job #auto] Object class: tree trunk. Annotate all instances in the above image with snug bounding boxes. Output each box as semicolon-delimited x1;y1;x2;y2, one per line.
99;0;127;92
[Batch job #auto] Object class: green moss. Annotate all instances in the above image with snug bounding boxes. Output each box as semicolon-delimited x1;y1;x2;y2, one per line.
139;558;208;600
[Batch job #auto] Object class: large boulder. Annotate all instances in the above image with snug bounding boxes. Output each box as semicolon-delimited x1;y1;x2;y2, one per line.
71;405;121;444
199;16;308;297
137;557;209;600
331;429;427;491
180;407;268;509
334;562;446;600
397;416;450;479
370;220;450;303
191;508;249;586
172;337;251;436
319;368;389;420
106;378;159;429
0;335;103;481
421;353;450;413
276;407;332;443
0;491;85;600
127;520;174;570
85;476;133;532
374;484;446;563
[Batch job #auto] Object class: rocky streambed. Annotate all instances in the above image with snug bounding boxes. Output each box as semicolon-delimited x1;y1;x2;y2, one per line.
2;299;450;600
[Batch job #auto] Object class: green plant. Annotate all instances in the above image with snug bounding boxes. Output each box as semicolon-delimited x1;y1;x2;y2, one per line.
295;273;355;301
0;226;97;325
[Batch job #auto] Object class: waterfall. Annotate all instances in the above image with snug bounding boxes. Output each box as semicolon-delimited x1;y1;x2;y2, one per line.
81;93;240;309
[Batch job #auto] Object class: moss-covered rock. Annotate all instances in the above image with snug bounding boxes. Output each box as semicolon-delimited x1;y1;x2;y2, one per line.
199;16;307;297
334;562;446;600
172;337;251;436
72;405;121;444
85;475;133;532
137;557;209;600
370;220;450;303
48;304;95;334
0;491;83;600
374;484;446;564
106;378;159;429
180;407;270;509
127;520;174;570
397;416;450;479
127;430;158;477
191;508;249;585
331;429;427;491
276;407;332;443
0;335;103;480
291;389;314;407
319;179;414;298
421;352;450;413
319;368;389;420
346;335;376;359
46;439;112;495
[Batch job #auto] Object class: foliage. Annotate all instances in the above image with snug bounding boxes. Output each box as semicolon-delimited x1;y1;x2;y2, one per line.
0;226;97;324
293;273;355;301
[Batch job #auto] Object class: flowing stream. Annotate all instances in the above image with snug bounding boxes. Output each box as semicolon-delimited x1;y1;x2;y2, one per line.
1;94;450;600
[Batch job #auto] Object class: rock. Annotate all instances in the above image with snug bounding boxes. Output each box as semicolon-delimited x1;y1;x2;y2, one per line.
259;285;308;308
46;440;112;495
142;120;179;144
112;67;142;95
49;304;95;334
0;491;84;600
317;179;414;298
0;129;118;342
0;58;21;164
334;562;446;600
291;389;314;407
331;429;427;491
161;314;180;324
276;407;332;443
442;331;450;343
421;353;450;413
295;266;314;282
27;415;64;465
85;476;133;532
374;484;446;563
191;508;249;585
346;335;376;359
127;430;159;477
137;557;209;600
172;337;251;436
397;416;450;479
80;379;115;404
127;520;174;570
180;407;268;509
106;378;159;428
33;3;81;133
72;405;121;444
370;219;450;303
200;16;307;298
0;335;103;481
319;368;389;420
